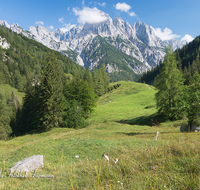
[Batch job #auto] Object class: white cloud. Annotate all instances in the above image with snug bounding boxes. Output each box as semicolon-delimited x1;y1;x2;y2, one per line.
98;2;106;7
48;25;54;30
154;27;180;41
67;7;70;11
60;23;76;32
115;2;136;17
35;21;44;25
181;34;194;43
59;17;64;23
129;11;136;17
73;7;108;24
82;0;85;5
115;2;131;12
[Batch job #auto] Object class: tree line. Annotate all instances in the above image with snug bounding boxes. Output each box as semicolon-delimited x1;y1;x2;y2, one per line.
0;25;84;92
9;53;110;136
155;47;200;130
137;35;200;85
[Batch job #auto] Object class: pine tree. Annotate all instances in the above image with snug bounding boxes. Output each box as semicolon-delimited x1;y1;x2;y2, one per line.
101;63;109;94
83;68;93;88
0;93;12;140
38;53;64;130
186;71;200;130
155;47;185;120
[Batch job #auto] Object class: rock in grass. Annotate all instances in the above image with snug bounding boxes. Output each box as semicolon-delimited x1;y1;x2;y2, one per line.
9;155;44;173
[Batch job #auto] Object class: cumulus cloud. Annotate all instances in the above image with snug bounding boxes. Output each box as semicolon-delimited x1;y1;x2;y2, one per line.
98;2;106;7
154;27;180;41
35;21;44;25
48;25;54;30
73;7;108;24
59;17;64;23
115;2;136;17
181;34;194;43
60;23;76;32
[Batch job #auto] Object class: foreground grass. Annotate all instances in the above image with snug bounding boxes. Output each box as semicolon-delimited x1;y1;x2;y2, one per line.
0;81;199;189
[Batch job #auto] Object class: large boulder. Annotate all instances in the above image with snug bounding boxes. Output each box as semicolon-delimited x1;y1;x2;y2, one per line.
9;155;44;173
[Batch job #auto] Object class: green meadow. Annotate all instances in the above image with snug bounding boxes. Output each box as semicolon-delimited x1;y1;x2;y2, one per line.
0;81;200;189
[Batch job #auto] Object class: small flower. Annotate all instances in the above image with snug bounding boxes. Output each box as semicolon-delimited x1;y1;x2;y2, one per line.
75;155;79;158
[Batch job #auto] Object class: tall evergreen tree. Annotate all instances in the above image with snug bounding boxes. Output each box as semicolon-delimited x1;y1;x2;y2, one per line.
186;71;200;130
101;63;109;94
0;93;12;140
83;68;93;88
155;47;185;120
38;53;64;130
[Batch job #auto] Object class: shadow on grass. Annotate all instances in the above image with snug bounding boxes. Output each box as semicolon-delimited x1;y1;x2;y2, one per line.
116;131;179;136
117;112;168;127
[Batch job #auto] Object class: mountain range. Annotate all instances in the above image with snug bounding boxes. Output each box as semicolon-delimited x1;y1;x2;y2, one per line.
0;17;189;80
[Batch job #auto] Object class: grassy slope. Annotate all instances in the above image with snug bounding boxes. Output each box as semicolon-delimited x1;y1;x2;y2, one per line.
0;84;25;104
0;82;200;190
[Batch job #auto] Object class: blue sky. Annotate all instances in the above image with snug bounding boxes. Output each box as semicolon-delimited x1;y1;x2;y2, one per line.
0;0;199;42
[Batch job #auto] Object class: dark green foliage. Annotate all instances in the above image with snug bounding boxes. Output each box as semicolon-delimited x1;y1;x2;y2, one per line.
38;53;64;130
83;68;93;88
14;53;64;133
0;25;84;92
63;76;98;128
155;47;185;120
0;91;20;140
0;93;11;140
101;63;109;94
185;72;200;129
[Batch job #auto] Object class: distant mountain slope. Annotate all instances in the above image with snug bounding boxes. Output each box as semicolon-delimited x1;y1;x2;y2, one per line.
0;18;190;82
0;25;84;92
137;35;200;84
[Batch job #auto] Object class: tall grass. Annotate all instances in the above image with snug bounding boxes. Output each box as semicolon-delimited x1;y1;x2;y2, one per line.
0;82;199;189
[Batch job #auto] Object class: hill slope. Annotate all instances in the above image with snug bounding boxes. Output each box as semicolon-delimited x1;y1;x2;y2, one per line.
1;82;199;189
0;25;84;92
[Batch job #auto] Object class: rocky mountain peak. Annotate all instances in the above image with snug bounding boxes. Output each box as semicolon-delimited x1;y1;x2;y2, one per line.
0;20;10;28
133;21;163;47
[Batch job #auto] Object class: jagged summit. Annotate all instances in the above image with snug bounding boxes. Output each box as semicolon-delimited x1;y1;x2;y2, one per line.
0;18;190;76
133;21;164;47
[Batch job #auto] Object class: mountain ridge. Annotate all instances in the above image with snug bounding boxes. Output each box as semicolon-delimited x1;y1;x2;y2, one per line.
0;18;189;78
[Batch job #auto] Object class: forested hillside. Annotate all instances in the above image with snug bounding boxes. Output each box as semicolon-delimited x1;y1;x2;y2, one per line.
0;26;112;139
0;25;85;92
137;35;200;84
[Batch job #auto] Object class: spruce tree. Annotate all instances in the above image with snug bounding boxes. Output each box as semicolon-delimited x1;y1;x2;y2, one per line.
155;47;185;120
101;63;109;94
186;71;200;130
0;93;12;140
38;53;64;130
83;68;93;88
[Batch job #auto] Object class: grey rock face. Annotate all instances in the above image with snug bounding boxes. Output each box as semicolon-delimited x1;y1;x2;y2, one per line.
0;19;188;75
9;155;44;173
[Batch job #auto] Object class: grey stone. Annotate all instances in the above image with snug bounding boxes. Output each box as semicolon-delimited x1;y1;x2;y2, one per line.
9;155;44;173
192;125;200;132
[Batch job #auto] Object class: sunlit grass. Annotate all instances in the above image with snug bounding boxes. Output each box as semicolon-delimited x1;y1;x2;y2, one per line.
0;81;199;189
